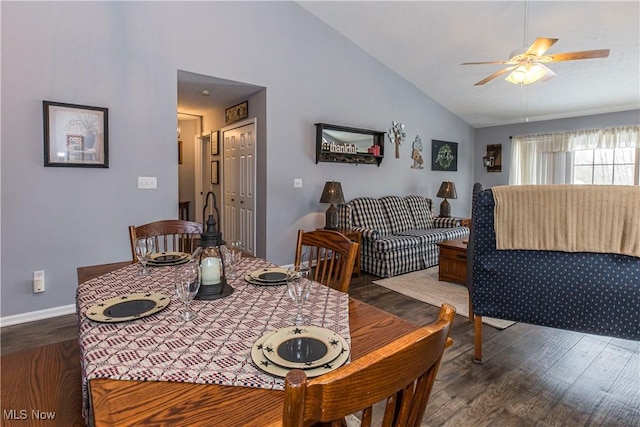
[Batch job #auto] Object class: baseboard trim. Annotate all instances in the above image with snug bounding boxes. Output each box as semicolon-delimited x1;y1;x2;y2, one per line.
0;304;76;327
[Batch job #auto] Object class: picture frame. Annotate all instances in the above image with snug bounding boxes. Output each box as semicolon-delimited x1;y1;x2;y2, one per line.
178;140;183;165
431;140;458;171
211;130;219;155
486;143;502;173
211;160;219;185
225;101;248;125
43;101;109;168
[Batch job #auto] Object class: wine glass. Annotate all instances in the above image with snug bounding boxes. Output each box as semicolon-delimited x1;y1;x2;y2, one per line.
135;237;155;276
287;265;312;325
175;262;200;322
224;240;243;279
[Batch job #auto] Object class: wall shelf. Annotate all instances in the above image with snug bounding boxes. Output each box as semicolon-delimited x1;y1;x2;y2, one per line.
315;123;385;167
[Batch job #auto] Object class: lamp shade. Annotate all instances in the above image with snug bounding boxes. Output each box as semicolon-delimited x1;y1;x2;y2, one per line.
436;181;457;200
319;181;345;205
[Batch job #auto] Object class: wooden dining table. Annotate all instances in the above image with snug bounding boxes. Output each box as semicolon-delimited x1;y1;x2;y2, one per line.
77;260;420;427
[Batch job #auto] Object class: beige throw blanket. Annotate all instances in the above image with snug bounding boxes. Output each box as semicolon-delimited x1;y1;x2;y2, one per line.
492;185;640;258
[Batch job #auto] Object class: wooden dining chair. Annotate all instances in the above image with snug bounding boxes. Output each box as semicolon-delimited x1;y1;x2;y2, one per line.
128;219;203;261
282;303;456;427
294;229;359;293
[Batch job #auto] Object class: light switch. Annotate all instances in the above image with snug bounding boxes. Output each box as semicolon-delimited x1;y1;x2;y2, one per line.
138;177;157;189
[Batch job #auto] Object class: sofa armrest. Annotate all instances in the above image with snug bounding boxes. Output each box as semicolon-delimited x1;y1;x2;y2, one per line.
351;227;381;240
434;216;468;228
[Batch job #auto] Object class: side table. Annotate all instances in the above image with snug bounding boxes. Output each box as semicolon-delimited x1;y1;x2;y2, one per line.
437;239;468;285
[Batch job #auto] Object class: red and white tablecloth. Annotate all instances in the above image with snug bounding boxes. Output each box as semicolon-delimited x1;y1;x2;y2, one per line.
76;257;350;418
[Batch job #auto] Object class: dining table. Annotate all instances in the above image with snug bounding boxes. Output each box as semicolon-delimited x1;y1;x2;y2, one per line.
76;257;421;427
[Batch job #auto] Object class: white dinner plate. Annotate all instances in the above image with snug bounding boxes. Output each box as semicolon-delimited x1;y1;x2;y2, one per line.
86;292;171;323
251;329;349;378
262;326;345;369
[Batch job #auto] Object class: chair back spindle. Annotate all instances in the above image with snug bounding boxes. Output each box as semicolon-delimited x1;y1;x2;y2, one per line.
128;220;202;261
294;229;358;293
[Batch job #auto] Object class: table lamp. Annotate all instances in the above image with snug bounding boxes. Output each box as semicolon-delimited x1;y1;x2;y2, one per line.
436;181;457;218
319;181;345;230
192;191;234;300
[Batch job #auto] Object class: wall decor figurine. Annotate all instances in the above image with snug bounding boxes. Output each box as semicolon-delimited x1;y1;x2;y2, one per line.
388;121;406;159
410;135;424;169
431;140;458;171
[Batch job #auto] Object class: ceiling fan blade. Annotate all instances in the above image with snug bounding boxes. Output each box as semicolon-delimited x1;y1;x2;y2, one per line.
537;49;611;62
462;60;513;65
473;66;517;86
524;37;559;57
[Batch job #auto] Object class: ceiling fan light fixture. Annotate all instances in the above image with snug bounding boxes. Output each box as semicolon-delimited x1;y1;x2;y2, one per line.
505;63;548;85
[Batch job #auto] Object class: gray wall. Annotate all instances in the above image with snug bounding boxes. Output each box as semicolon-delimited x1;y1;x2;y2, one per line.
474;110;640;188
1;2;474;319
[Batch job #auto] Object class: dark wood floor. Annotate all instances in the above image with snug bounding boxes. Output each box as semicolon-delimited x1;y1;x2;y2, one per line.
2;272;639;426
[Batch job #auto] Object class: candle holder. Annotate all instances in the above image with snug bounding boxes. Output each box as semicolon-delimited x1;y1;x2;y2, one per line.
192;191;234;300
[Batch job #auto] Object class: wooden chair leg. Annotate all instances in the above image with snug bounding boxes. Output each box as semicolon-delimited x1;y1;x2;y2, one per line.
473;316;483;364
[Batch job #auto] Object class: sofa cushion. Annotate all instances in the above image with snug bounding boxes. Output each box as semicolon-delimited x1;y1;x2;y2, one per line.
368;234;425;253
396;229;449;245
350;197;389;235
405;195;434;229
379;196;415;234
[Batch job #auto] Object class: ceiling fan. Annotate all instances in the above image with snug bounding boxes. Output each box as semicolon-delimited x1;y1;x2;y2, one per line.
462;37;610;86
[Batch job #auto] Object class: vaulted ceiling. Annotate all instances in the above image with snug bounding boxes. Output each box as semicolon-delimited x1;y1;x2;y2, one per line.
178;1;640;129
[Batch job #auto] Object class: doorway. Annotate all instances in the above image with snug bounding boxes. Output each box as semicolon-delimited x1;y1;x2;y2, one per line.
220;119;257;255
177;70;266;257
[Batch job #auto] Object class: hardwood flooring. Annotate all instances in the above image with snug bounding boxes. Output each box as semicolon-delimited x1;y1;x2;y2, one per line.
2;272;638;426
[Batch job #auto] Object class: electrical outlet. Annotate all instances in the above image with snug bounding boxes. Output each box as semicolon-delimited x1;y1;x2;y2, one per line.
33;270;45;293
138;177;157;189
294;178;302;188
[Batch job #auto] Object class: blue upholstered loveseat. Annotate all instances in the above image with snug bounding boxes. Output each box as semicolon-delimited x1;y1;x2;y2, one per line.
338;195;469;277
469;185;640;361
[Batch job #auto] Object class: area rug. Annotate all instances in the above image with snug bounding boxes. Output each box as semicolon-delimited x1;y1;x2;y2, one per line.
372;267;515;329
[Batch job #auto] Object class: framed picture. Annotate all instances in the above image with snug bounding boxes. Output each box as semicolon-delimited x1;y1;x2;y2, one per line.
211;160;219;184
225;101;248;124
43;101;108;168
431;140;458;171
211;130;219;155
178;140;183;164
486;143;502;173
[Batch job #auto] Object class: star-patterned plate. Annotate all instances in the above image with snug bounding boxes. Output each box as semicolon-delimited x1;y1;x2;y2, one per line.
85;292;171;323
251;328;350;378
262;326;345;369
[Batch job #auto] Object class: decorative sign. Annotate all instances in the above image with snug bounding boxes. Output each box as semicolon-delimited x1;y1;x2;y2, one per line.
431;140;458;171
225;101;248;124
321;140;357;154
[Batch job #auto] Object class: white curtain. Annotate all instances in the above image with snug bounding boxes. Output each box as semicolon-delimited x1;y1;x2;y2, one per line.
510;125;640;185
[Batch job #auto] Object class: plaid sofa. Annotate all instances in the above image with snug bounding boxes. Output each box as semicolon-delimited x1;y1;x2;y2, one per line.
338;195;469;277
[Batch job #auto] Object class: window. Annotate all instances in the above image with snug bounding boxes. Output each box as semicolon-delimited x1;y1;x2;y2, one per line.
510;125;640;186
572;147;640;185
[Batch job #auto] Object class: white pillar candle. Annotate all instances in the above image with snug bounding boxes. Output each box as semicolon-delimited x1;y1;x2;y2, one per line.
200;257;221;285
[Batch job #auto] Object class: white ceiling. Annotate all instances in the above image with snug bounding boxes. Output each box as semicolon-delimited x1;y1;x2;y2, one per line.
178;1;640;129
299;1;640;128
